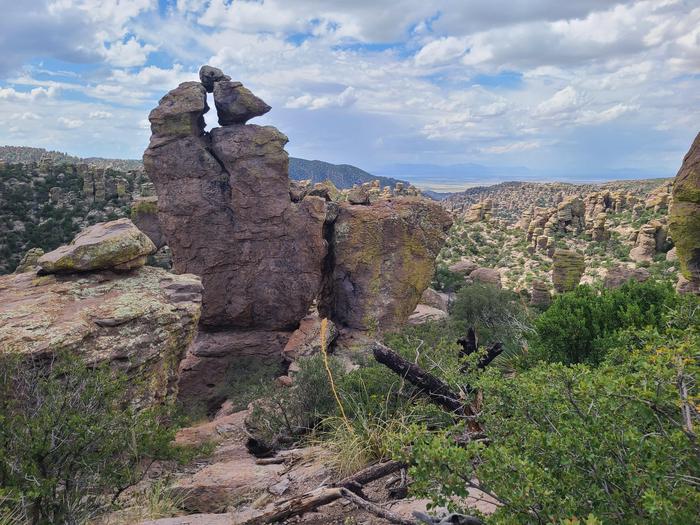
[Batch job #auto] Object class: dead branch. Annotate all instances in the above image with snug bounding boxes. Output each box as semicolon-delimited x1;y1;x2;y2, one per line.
339;487;417;525
372;342;469;416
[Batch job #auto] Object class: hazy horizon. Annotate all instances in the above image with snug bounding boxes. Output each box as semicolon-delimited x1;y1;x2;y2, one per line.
0;1;698;187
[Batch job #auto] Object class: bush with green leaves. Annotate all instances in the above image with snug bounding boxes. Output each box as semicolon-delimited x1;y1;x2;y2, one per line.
528;280;678;365
0;353;179;524
399;325;699;524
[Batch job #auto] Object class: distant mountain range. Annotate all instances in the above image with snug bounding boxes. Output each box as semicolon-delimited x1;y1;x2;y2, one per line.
0;146;411;192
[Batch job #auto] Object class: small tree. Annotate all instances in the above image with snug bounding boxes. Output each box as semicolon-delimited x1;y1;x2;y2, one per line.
0;353;176;524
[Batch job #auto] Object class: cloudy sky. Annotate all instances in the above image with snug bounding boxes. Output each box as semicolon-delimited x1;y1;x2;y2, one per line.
0;0;699;189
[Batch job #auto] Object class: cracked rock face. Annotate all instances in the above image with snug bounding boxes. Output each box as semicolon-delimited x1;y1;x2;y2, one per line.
144;73;327;330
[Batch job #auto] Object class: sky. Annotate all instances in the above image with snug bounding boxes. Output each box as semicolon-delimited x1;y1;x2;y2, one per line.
0;0;699;190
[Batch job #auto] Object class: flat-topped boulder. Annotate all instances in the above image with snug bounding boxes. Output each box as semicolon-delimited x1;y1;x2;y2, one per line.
0;266;201;406
37;218;156;274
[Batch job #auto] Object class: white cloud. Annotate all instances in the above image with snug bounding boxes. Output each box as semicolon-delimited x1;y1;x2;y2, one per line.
415;37;467;66
57;117;84;129
286;86;358;110
89;110;113;119
101;37;157;67
0;86;58;101
535;86;584;118
480;140;544;154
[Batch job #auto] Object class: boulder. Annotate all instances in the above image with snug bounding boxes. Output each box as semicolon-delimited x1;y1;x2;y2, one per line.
551;249;585;293
14;247;44;273
320;198;452;333
603;265;650;289
130;196;165;249
37;218;156;274
669;132;700;290
470;267;502;288
347;185;370;205
0;267;201;406
198;64;231;93
282;313;338;362
420;287;450;312
448;260;477;275
629;220;666;263
408;304;448;325
213;81;271;125
148;81;208;141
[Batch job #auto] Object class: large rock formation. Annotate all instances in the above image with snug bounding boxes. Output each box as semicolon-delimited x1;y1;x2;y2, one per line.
629;220;667;263
319;198;452;333
603;265;650;289
143;74;327;330
551;249;585;293
669;132;700;293
0;266;202;406
143;66;451;412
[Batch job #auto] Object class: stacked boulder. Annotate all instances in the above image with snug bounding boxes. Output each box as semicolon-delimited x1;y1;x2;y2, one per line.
144;66;451;411
669;132;700;294
629;220;667;263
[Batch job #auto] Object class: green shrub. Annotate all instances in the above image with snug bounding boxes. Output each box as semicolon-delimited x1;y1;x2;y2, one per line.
528;280;678;365
401;329;700;524
0;353;178;524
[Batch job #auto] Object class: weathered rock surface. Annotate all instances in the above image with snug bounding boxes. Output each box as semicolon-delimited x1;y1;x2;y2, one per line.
603;265;650;288
408;304;449;325
282;313;337;362
144;81;327;329
14;247;44;273
319;198;452;333
669;132;700;292
148;81;208;141
198;65;231;92
37;218;156;273
448;259;477;275
131;196;165;249
551;249;585;293
420;287;450;312
177;329;290;414
0;266;201;406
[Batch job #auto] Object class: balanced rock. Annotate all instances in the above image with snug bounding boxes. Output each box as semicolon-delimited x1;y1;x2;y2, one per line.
319;198;452;333
0;267;201;407
198;64;231;92
213;80;271;125
38;218;156;273
144;80;327;329
669;132;700;291
551;249;585;293
630;220;666;263
347;185;370;205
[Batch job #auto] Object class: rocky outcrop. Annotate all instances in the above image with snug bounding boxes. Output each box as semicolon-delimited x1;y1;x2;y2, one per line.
603;265;650;288
449;259;478;275
144;70;327;330
629;220;667;263
551;249;585;293
408;304;448;325
420;287;450;312
669;132;700;292
319;198;452;333
0;266;201;406
37;218;156;273
465;198;494;223
282;313;337;364
529;279;551;307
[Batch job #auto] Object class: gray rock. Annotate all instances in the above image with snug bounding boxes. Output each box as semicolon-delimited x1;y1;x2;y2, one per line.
198;65;231;93
213;81;271;125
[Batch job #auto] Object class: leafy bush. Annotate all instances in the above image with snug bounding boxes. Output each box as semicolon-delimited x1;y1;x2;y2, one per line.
528;280;678;365
0;353;178;524
401;328;700;524
432;266;465;293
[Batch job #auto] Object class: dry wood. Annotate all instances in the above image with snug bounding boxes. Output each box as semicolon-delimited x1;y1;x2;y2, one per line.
372;342;470;416
339;487;417;525
238;460;406;524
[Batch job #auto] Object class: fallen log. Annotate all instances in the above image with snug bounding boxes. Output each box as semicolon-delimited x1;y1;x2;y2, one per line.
372;342;470;416
239;460;405;524
339;487;416;525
